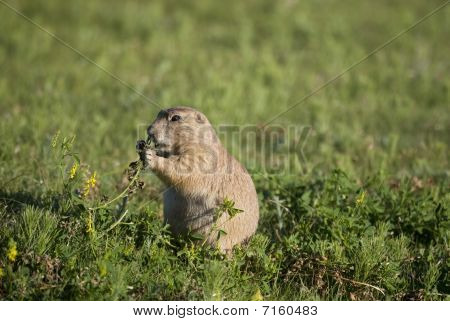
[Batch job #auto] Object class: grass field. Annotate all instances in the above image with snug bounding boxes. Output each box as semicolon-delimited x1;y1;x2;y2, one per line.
0;0;449;300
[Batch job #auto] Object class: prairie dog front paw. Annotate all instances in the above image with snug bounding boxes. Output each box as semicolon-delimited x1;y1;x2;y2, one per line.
143;149;158;169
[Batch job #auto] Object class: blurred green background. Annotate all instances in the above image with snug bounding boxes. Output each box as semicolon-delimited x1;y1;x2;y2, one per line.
1;0;448;189
0;0;448;300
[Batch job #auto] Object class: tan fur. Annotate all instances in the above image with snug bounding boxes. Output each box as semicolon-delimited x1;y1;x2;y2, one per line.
144;106;259;252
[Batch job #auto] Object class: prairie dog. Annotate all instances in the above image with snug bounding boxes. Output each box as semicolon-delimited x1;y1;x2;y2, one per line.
142;106;259;252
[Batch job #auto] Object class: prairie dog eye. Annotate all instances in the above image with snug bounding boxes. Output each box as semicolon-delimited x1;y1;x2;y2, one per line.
170;115;181;122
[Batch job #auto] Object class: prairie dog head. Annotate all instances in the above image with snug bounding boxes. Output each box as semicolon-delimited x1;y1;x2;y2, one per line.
147;106;218;157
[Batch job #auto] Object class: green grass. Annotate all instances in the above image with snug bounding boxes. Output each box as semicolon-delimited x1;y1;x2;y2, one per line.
0;0;449;300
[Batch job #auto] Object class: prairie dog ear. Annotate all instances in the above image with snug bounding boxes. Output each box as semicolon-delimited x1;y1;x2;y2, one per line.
195;112;205;123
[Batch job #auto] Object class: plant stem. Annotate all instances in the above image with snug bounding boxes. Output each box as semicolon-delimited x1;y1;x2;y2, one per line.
89;163;142;211
340;276;385;295
106;210;129;231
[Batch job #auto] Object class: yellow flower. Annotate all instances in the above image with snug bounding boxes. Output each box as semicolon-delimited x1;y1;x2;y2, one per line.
7;243;18;262
69;163;78;179
86;212;94;235
356;190;366;206
251;288;264;301
83;171;97;197
89;172;97;186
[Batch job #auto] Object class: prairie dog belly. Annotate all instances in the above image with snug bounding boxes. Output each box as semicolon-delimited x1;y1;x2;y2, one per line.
163;187;215;236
